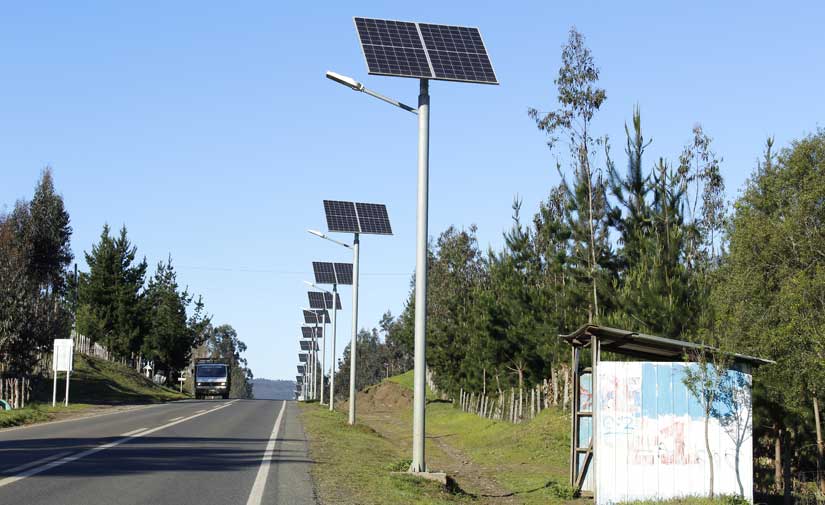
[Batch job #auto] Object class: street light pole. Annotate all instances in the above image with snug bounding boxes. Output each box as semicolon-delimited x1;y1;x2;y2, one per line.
330;284;338;411
410;79;430;472
348;233;360;425
320;312;326;405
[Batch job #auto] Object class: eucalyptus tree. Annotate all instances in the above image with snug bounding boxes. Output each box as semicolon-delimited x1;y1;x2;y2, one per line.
529;27;611;324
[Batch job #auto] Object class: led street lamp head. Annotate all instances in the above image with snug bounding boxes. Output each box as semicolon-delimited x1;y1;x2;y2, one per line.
326;71;363;91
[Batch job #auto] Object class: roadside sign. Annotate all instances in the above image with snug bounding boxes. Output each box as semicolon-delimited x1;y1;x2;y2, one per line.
52;338;74;407
53;339;74;372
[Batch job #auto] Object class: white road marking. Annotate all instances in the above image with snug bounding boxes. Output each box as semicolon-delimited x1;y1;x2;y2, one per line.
168;416;183;422
245;401;287;505
1;452;72;475
0;403;164;434
120;427;147;437
0;400;239;489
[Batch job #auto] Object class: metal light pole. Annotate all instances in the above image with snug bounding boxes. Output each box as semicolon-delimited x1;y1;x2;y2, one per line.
306;280;340;412
329;284;338;411
313;320;320;400
320;316;326;405
322;74;413;427
308;231;357;420
411;79;430;472
348;233;360;425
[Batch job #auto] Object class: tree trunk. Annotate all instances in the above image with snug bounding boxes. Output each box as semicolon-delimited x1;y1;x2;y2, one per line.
782;428;792;505
735;442;744;497
814;395;825;494
774;424;783;493
562;364;570;412
705;412;714;498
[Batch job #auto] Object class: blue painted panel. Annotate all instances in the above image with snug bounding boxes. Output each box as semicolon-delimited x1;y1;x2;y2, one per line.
641;363;657;418
657;364;674;416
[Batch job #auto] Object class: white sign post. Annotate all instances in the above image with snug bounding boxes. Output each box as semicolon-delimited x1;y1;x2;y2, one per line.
52;339;74;407
178;372;186;393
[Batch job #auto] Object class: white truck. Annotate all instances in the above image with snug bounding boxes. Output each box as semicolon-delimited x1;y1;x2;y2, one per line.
194;359;231;399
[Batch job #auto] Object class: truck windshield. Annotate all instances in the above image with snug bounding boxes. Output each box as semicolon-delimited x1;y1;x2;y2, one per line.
196;365;226;378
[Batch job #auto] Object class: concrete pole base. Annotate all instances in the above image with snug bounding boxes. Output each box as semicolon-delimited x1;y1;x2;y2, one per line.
392;471;448;486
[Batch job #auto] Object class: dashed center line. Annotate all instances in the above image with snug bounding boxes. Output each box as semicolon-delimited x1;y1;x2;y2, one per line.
120;427;147;437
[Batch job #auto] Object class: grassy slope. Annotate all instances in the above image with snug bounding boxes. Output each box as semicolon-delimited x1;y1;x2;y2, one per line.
300;404;473;505
390;371;574;504
1;354;187;428
301;371;575;505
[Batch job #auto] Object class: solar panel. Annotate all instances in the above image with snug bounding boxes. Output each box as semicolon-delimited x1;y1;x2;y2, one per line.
418;23;497;84
303;310;319;324
354;18;432;80
313;262;337;284
355;202;393;234
313;309;331;324
326;292;342;310
353;17;498;85
300;340;318;351
307;291;327;310
301;326;321;339
324;200;360;233
334;263;353;285
322;200;393;236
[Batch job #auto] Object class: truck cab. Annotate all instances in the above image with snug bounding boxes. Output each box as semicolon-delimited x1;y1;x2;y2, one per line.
194;359;231;399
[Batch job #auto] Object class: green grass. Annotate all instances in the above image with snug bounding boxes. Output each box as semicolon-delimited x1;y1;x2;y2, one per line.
619;497;750;505
386;369;439;400
51;354;188;404
387;369;574;503
387;369;415;390
1;354;188;428
0;403;93;428
425;401;574;503
299;403;473;505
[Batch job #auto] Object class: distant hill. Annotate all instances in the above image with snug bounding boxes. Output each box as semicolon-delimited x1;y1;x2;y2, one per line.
252;379;295;400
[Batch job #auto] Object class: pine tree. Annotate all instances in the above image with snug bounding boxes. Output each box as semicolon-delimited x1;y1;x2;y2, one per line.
0;169;73;403
78;224;147;358
142;257;194;375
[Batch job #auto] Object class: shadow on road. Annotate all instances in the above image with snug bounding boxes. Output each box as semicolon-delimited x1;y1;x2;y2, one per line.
0;435;313;477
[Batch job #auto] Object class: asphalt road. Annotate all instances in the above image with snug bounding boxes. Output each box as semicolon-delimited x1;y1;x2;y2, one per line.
0;399;315;505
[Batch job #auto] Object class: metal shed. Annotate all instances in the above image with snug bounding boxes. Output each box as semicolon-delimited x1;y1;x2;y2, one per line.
562;325;773;505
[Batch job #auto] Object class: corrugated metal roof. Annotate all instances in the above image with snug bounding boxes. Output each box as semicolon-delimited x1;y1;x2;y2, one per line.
561;324;774;367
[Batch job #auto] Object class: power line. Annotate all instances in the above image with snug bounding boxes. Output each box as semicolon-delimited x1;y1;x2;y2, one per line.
176;265;409;277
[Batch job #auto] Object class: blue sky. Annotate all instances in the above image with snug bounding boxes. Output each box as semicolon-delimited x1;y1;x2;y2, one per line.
2;2;823;380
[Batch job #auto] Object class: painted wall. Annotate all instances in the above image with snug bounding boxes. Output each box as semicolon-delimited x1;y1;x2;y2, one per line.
595;362;753;505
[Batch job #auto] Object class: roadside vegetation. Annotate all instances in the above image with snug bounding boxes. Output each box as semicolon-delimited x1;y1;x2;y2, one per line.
304;374;578;505
0;169;254;410
0;354;186;428
329;27;825;499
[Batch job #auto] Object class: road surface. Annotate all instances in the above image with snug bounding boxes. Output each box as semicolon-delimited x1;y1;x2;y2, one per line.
0;399;315;505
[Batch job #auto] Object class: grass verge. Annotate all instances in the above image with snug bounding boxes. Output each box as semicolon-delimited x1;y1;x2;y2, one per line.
385;371;575;504
0;403;93;428
1;354;187;428
299;402;473;505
